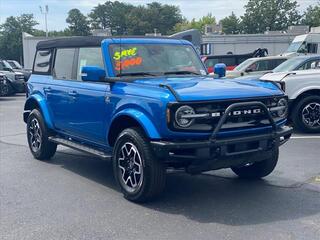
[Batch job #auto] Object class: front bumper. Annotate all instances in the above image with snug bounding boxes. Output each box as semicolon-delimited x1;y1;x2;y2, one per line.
151;101;293;173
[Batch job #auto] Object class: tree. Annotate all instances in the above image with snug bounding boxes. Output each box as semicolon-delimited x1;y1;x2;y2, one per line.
0;14;38;61
241;0;301;33
88;1;132;34
174;13;216;33
220;12;242;34
302;3;320;28
128;2;183;35
66;8;91;36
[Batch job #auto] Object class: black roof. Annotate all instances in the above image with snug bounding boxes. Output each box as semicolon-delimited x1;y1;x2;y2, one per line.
36;36;174;50
36;36;107;50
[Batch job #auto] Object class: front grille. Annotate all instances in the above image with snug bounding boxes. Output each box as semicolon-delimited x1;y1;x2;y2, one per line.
169;97;282;132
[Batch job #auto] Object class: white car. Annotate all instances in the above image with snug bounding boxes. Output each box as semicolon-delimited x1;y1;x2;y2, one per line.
261;69;320;133
226;56;289;78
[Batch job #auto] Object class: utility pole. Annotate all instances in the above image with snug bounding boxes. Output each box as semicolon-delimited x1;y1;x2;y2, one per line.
39;5;49;37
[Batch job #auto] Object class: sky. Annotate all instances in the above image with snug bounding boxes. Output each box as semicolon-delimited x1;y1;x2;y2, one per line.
0;0;318;32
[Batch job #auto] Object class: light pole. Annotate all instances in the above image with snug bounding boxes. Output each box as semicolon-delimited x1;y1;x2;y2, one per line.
39;5;49;37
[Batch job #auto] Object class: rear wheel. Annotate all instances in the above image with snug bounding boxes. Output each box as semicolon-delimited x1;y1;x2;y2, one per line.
113;128;166;202
231;147;279;179
292;96;320;133
27;109;57;160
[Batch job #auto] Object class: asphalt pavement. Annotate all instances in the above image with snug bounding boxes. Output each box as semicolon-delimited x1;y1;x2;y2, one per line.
1;94;319;240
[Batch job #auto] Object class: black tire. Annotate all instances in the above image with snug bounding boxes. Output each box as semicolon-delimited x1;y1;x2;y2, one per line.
231;147;279;179
292;95;320;133
113;128;166;202
0;82;14;96
27;109;57;160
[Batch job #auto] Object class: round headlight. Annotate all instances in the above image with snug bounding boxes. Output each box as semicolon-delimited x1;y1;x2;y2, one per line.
277;98;288;118
175;105;195;128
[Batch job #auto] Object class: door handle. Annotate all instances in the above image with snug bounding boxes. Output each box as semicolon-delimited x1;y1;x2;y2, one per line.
43;87;51;93
68;90;78;97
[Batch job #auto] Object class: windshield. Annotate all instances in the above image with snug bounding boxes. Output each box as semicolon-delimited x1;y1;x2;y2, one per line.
8;60;22;69
234;58;256;71
286;41;307;53
273;57;304;72
109;44;207;77
0;60;13;71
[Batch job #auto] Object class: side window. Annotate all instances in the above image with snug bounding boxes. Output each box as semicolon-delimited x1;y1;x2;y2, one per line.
299;60;320;70
270;59;286;69
77;47;104;80
54;48;76;80
34;50;52;73
307;43;318;54
255;60;269;71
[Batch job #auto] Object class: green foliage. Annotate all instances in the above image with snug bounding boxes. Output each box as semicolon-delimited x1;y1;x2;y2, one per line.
302;3;320;28
0;14;38;61
88;1;182;35
66;8;91;36
220;12;242;34
241;0;301;33
174;13;216;33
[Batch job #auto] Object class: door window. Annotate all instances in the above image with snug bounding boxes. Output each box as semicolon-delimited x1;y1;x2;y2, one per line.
77;47;104;80
54;48;76;80
298;60;320;70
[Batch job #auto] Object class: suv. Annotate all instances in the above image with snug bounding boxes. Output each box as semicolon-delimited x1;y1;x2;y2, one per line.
261;69;320;133
0;60;26;93
24;37;292;202
226;56;289;78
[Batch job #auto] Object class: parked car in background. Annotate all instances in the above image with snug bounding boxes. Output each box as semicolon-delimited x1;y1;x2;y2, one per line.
0;72;12;96
202;48;268;73
6;60;32;81
226;56;289;78
235;55;320;80
261;69;320;133
0;60;26;93
24;36;292;202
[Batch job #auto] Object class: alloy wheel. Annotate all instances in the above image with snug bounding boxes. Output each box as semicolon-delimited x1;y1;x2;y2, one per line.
118;142;143;193
302;102;320;128
29;118;42;152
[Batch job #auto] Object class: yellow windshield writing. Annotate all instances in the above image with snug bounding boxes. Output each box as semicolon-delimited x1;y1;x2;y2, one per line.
113;47;137;60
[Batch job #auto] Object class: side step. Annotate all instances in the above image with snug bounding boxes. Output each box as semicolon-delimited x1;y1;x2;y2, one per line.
48;137;112;160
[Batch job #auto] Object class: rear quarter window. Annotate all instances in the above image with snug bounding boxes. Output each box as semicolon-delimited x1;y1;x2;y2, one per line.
33;50;52;74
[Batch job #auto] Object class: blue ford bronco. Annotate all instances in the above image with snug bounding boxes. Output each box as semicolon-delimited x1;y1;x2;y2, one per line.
24;36;292;202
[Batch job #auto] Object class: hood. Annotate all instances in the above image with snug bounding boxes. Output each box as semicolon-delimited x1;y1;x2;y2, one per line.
134;76;283;102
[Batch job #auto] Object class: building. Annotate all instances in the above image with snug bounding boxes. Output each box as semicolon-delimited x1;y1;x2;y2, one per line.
201;25;310;56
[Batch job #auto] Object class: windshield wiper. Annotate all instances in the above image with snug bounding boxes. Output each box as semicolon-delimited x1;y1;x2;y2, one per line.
116;72;158;77
163;71;201;76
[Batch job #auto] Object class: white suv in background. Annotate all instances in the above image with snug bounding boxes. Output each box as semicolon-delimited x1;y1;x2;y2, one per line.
261;69;320;133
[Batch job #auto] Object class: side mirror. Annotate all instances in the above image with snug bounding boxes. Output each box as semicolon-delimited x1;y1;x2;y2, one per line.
81;66;106;82
214;63;226;78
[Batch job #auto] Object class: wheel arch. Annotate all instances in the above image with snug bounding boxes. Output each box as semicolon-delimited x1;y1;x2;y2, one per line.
23;95;54;129
108;109;161;147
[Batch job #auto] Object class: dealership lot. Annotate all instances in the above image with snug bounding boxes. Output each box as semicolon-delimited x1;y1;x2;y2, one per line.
0;94;319;240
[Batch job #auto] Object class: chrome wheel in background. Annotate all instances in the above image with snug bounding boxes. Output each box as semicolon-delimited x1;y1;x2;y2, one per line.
302;102;320;128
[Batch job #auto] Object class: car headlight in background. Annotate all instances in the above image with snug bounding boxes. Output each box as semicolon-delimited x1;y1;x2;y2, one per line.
175;105;195;128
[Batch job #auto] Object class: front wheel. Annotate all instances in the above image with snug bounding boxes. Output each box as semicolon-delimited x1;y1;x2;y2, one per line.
113;128;166;202
231;148;279;179
292;96;320;133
